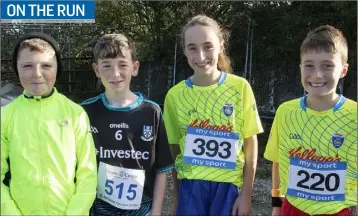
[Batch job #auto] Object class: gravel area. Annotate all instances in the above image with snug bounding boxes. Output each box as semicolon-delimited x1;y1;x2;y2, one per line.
161;159;356;216
161;158;272;215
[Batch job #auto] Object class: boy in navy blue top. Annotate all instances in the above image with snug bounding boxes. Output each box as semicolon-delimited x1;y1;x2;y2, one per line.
81;34;173;216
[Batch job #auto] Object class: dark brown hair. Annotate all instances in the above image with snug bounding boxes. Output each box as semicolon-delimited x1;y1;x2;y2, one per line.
93;34;137;62
301;25;348;63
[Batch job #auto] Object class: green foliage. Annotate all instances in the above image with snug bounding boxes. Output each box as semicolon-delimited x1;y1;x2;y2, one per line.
1;1;356;109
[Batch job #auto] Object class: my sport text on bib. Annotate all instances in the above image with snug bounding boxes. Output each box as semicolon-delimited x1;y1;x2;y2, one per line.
287;158;346;202
183;127;239;170
97;162;145;210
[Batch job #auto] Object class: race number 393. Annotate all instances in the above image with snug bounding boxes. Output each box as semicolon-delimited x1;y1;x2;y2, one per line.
287;158;346;202
183;127;239;170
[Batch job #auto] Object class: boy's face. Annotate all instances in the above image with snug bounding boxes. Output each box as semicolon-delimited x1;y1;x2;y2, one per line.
300;51;348;97
17;48;57;96
184;25;223;75
93;49;139;95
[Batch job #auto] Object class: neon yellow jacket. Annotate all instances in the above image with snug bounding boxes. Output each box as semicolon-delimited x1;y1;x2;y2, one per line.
1;89;97;216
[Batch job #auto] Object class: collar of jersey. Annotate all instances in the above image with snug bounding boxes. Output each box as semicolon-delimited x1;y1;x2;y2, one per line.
300;94;346;114
23;88;56;101
100;92;144;111
184;71;226;90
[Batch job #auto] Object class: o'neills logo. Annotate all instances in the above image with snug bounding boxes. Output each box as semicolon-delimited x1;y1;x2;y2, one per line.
289;147;341;162
189;119;233;132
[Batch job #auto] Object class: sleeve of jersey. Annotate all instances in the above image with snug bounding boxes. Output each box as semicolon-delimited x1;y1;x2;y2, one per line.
154;110;174;173
66;110;97;216
163;91;181;144
242;81;264;138
264;108;280;163
1;110;23;216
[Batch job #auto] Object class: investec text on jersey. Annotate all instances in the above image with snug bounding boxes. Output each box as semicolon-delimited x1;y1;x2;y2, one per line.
97;147;149;159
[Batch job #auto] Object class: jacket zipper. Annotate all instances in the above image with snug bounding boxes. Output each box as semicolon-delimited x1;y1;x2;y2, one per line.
36;97;49;214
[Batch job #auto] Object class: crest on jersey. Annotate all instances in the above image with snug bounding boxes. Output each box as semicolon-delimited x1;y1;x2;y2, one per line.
223;103;234;117
332;132;344;148
141;125;154;141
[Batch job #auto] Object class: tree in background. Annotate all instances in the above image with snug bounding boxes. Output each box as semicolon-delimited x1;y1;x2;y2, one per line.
1;1;356;110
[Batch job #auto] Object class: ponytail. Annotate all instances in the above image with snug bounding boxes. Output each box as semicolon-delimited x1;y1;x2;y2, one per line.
218;52;232;73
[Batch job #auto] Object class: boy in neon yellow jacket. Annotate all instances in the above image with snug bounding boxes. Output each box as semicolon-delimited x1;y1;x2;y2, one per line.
1;32;97;215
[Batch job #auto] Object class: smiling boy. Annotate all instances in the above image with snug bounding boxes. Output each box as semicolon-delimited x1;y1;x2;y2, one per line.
81;34;173;216
264;25;357;216
1;32;97;216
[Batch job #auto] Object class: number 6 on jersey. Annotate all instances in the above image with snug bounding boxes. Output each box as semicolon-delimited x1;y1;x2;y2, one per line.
115;130;122;141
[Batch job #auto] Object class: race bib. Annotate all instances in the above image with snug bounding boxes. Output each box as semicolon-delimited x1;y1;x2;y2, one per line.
183;127;239;169
287;158;346;202
97;162;145;210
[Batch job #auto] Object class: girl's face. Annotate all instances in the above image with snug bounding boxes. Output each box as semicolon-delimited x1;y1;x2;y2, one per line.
184;25;223;75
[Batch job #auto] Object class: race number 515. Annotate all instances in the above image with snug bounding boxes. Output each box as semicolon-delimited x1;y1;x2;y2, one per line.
104;179;137;201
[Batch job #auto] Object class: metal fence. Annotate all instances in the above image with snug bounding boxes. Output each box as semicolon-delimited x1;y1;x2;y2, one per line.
1;23;356;119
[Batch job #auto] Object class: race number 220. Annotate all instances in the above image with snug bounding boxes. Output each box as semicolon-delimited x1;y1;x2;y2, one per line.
287;158;346;202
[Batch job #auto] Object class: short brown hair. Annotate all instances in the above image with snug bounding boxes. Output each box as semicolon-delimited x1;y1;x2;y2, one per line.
300;25;348;63
93;34;137;63
18;38;55;55
181;15;232;73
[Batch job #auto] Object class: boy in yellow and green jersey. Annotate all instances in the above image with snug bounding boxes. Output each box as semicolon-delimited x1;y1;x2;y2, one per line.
264;25;357;216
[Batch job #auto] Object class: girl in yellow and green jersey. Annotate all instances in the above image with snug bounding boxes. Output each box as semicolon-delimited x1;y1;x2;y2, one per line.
164;15;263;216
